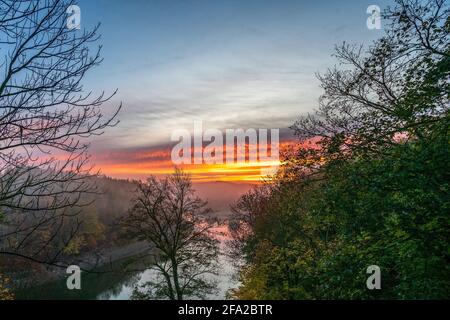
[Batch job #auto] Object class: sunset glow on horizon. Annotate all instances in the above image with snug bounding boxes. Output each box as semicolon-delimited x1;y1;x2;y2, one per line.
92;139;298;183
79;0;385;185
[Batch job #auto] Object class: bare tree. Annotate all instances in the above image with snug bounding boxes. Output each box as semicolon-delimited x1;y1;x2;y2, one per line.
121;170;220;300
0;0;120;266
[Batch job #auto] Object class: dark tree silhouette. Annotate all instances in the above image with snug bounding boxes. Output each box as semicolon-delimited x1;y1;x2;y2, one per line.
291;0;449;163
121;170;219;300
0;0;120;267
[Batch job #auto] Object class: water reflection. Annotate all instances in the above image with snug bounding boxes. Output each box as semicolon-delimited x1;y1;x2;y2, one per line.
15;248;237;300
98;252;237;300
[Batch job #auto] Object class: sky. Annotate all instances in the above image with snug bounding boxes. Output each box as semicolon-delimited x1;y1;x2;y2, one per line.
75;0;393;182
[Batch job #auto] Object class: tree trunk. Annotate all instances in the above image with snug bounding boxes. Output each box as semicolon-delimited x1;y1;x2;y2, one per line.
171;258;183;300
162;270;176;300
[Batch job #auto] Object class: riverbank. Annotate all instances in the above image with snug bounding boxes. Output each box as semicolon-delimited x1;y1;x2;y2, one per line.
9;240;152;291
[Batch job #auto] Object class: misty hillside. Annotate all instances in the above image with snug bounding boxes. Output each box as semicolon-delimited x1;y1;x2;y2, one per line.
193;181;254;217
92;176;254;223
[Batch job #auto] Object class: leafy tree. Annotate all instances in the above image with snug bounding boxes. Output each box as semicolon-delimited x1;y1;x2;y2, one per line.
230;0;449;300
291;0;448;160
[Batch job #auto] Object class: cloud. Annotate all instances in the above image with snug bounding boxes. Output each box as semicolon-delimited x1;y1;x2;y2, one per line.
90;131;297;182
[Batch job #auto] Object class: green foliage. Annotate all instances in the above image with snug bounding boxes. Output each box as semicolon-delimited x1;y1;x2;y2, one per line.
312;132;450;299
232;131;450;300
230;0;450;300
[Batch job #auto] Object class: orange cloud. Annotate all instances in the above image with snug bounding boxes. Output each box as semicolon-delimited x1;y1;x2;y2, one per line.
91;139;297;183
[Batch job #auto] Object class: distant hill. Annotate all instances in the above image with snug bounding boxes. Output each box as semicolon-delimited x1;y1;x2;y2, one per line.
193;181;255;218
93;176;254;219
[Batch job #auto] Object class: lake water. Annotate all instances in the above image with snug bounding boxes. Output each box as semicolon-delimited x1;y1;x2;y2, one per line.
15;246;238;300
98;253;237;300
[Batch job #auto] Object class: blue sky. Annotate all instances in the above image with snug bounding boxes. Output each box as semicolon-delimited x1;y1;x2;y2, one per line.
77;0;393;150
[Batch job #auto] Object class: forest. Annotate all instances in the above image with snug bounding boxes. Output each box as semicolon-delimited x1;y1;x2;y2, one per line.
0;0;449;300
227;0;450;299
